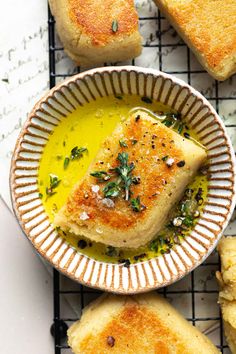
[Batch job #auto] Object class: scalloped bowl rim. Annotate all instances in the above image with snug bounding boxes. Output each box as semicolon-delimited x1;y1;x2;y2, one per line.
10;66;236;294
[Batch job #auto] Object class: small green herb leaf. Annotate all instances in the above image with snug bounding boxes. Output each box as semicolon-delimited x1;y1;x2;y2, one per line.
162;155;168;161
38;193;43;199
103;181;120;198
70;146;88;160
90;171;108;178
100;150;139;209
131;139;138;145
90;170;110;182
112;20;118;33
177;122;184;134
149;239;158;252
46;174;61;197
50;174;61;188
131;196;141;212
116;152;135;201
119;140;128;148
64;157;70;169
182;215;194;227
161;112;181;128
149;236;165;253
162;117;174;127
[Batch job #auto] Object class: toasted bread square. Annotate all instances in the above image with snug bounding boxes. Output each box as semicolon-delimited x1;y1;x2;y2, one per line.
49;0;142;66
54;110;206;248
154;0;236;80
68;292;219;354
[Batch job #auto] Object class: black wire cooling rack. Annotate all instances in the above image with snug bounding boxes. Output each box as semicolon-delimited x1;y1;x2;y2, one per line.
48;3;236;353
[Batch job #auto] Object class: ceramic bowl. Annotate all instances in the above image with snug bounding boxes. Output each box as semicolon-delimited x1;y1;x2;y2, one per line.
10;66;236;293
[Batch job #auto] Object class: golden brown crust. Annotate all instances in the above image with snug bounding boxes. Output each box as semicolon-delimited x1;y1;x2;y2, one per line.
66;117;182;230
80;305;185;353
67;292;219;354
49;0;142;66
154;0;236;80
54;110;206;248
69;0;139;46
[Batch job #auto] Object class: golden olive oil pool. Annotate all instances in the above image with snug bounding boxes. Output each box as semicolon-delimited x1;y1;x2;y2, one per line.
38;95;208;264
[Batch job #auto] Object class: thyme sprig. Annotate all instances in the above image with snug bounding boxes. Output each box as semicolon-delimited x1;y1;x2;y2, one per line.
90;152;143;209
149;236;166;253
63;146;88;170
46;174;61;197
70;146;88;160
103;181;120;198
115;152;135;201
161;112;181;127
157;112;187;137
131;196;141;212
90;170;110;182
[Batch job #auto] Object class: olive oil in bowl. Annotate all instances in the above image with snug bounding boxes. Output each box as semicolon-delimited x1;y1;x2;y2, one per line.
38;94;208;265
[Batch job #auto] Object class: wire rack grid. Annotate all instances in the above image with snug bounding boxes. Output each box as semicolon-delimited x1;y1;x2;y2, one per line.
48;2;236;353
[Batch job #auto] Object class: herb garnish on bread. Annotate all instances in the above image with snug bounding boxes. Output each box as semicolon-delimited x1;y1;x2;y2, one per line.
49;0;142;66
